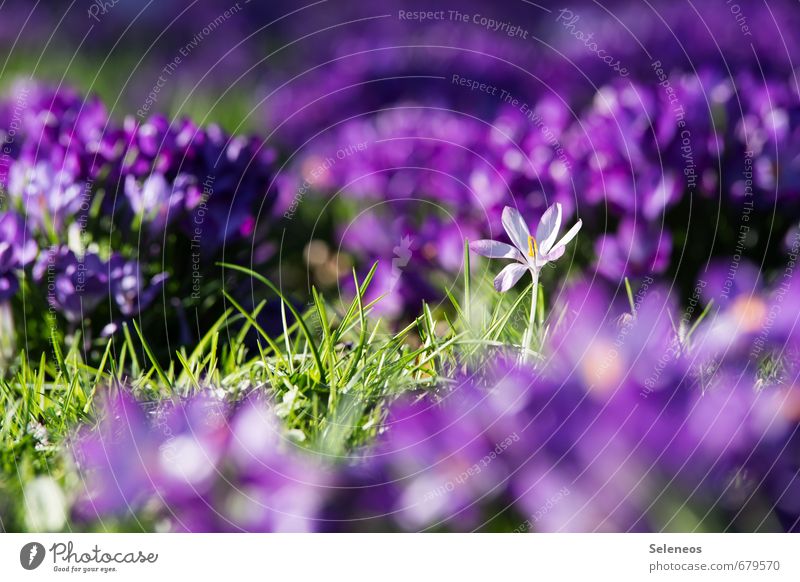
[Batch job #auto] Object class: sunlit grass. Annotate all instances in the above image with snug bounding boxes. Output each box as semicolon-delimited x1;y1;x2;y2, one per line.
0;240;562;528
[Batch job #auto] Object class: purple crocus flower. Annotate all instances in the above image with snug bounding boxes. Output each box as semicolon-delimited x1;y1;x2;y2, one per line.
471;203;582;293
72;391;160;521
7;160;89;232
571;82;682;218
685;366;785;458
3;81;113;184
0;211;37;299
698;258;763;308
545;281;685;399
186;125;276;250
73;391;333;532
731;74;800;202
108;255;168;317
153;395;231;507
366;384;515;531
595;218;672;280
690;260;776;366
124;172;185;232
118;115;200;178
219;397;331;533
32;246;108;322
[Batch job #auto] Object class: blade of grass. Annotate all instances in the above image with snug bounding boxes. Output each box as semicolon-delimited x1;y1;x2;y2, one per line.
84;339;113;413
624;277;636;314
342;269;369;384
464;239;471;327
176;351;202;392
132;319;172;390
121;323;140;377
219;263;327;385
222;291;286;366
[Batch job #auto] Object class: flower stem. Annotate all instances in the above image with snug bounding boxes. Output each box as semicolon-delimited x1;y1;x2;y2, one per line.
522;271;539;362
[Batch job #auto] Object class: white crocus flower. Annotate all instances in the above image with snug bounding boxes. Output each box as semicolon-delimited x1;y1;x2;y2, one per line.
470;203;582;292
470;203;582;359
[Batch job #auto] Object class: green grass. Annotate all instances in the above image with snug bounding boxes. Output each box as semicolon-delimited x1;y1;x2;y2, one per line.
3;254;763;533
0;252;551;530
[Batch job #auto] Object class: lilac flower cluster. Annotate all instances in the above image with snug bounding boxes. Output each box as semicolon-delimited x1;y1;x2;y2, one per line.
0;81;276;327
72;272;800;531
72;393;331;532
2;66;797;327
29;247;169;324
266;0;800;140
283;66;800;313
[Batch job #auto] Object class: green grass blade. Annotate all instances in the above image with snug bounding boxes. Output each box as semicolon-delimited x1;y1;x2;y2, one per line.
219;263;327;385
132;319;172;390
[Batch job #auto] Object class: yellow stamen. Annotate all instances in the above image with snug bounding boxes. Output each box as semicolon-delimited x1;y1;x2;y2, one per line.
527;236;538;258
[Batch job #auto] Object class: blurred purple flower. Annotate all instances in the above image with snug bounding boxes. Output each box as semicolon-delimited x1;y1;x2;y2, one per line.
73;391;160;520
32;247;108;322
698;258;763;308
347;371;520;531
124;173;185;232
0;211;37;299
8;160;89;232
108;255;168;317
595;218;672;280
73;392;332;532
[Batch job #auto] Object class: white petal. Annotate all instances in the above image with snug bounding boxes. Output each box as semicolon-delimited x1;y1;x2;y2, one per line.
543;244;566;262
494;263;528;292
554;219;582;249
535;203;562;255
542;220;581;265
501;206;531;253
470;240;523;260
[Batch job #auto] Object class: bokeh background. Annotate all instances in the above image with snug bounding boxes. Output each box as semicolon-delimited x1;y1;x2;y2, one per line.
4;0;800;324
3;0;800;533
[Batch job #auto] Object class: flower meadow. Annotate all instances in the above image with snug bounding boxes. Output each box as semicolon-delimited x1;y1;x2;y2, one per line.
1;0;800;534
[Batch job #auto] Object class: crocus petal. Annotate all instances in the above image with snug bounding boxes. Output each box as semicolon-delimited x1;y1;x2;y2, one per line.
543;244;566;262
643;173;679;220
535;203;562;255
493;263;528;292
142;173;170;207
501;206;531;253
124;175;140;211
470;240;523;260
553;219;582;251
